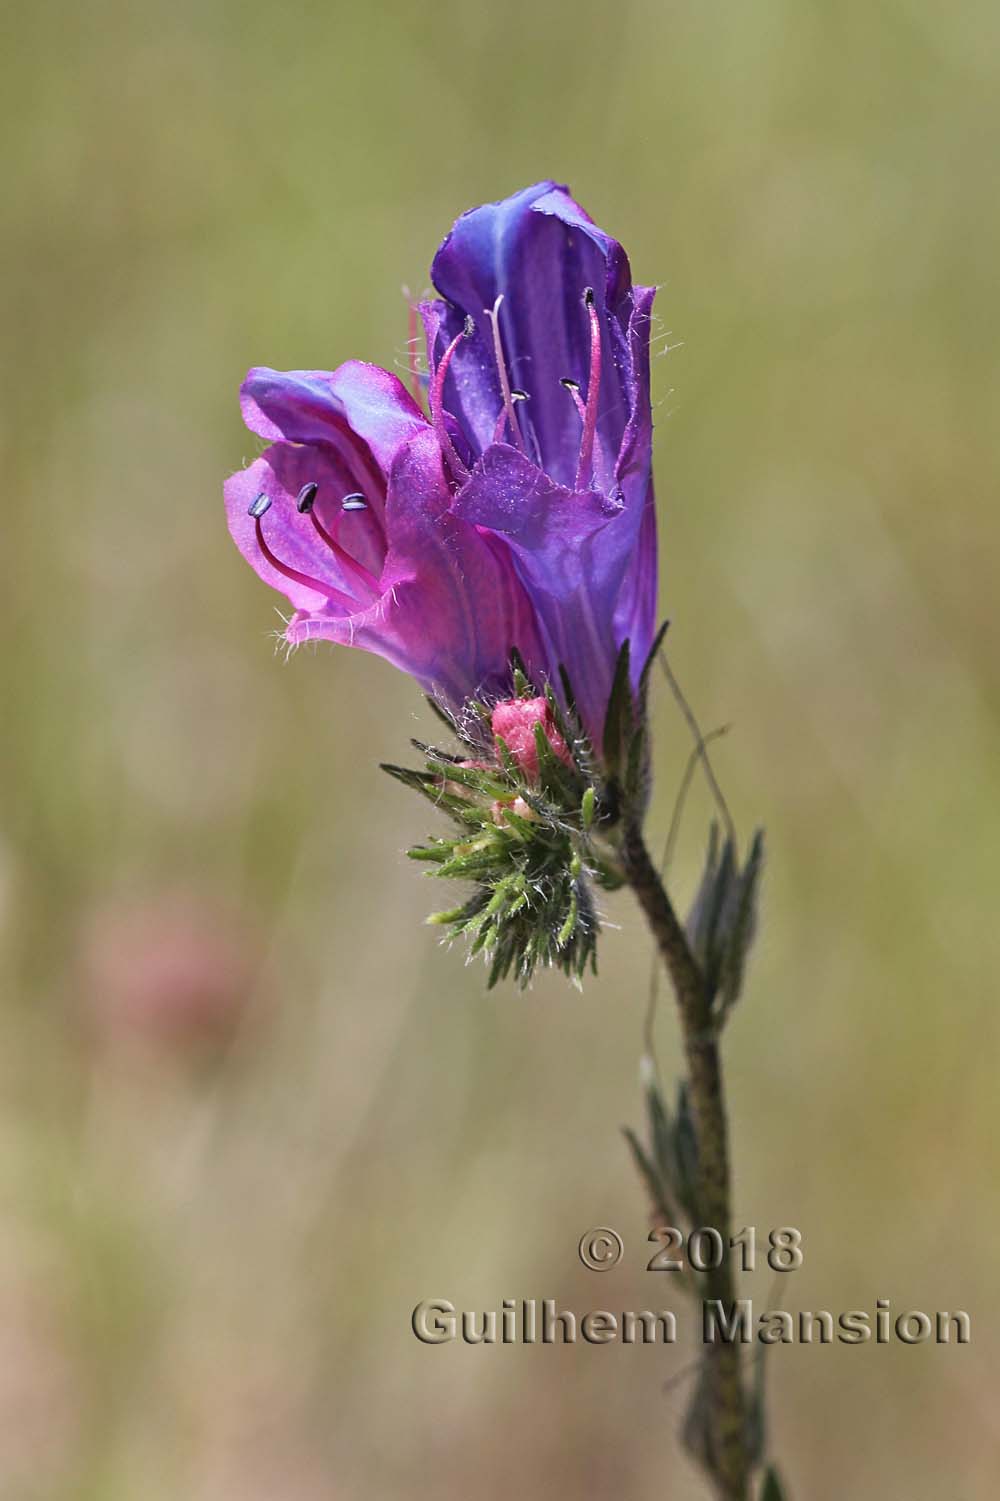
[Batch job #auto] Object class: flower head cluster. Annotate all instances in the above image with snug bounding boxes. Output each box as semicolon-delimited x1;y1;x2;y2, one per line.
383;668;629;986
225;183;662;983
225;181;658;750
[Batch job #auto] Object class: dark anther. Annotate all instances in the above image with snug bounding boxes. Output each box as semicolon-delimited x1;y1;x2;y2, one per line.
248;492;272;518
296;482;319;514
342;494;367;511
510;389;530;402
560;377;580;390
583;286;595;306
463;314;475;337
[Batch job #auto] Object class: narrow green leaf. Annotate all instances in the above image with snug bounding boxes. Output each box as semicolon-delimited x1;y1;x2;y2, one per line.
622;1127;675;1225
716;828;765;1024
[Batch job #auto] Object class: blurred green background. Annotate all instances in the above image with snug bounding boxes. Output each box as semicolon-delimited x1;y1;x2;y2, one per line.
3;0;999;1495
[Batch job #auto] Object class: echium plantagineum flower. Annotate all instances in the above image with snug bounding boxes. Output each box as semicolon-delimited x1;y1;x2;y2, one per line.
225;182;662;985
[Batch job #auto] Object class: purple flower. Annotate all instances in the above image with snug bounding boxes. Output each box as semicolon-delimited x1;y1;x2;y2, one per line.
225;181;658;744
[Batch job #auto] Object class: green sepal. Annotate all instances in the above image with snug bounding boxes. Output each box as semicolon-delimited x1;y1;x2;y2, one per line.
636;618;670;718
492;734;524;784
759;1465;787;1501
381;669;623;988
508;645;532;687
532;719;586;806
423;695;458;734
601;638;634;779
407;843;450;863
409;737;465;765
380;761;438;794
427;902;476;926
558;664;582;731
624;716;648;807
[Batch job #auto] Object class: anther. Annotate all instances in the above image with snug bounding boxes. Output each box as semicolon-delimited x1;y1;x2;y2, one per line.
293;481;377;595
251;504;357;612
561;376;587;423
491;388;532;444
303;493;380;595
248;492;272;518
583;286;595;306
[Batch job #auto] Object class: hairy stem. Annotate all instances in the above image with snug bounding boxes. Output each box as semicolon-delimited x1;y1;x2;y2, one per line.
621;816;749;1501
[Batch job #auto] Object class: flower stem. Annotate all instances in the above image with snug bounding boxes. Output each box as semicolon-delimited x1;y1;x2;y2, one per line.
621;815;749;1501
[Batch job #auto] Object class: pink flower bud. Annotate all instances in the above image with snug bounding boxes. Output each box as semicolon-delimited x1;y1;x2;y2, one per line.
490;696;571;780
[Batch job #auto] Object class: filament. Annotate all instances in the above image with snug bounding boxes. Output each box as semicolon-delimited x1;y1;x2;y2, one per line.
575;288;602;490
429;317;474;482
485;295;526;453
250;495;360;613
295;484;381;595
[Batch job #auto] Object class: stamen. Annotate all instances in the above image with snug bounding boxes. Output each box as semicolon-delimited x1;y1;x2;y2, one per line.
575;287;602;490
560;377;587;423
252;509;358;613
248;492;272;518
429;317;474;482
300;488;381;596
342;494;368;511
485;294;526;454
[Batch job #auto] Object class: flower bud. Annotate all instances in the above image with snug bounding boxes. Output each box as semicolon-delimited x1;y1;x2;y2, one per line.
490;696;570;780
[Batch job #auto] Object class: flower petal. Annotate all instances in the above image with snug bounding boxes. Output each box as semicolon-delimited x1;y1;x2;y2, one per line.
613;478;659;688
453;443;637;740
422;183;646;491
287;429;546;712
240;361;427;478
225;442;381;617
612;284;660;679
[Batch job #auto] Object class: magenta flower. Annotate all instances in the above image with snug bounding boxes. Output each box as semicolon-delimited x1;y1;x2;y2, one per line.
225;181;658;746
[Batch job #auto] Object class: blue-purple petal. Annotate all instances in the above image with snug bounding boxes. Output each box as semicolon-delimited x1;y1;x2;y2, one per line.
453;443;637;741
422;184;639;486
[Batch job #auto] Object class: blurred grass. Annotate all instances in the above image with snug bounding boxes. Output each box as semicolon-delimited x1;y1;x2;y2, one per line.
2;0;999;1495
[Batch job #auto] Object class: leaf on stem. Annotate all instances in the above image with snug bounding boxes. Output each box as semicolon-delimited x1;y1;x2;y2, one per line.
686;822;766;1026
